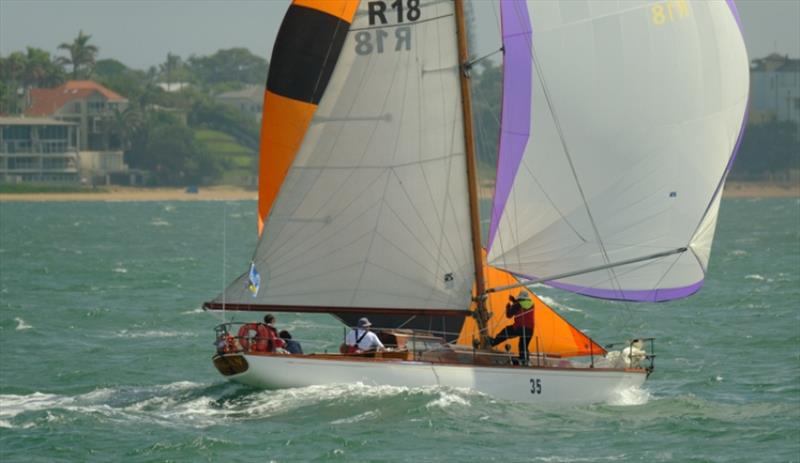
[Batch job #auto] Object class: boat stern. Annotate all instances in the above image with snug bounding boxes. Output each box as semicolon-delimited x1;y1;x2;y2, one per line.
212;354;249;376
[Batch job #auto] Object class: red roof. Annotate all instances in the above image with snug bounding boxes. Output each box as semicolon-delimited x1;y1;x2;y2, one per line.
25;80;127;117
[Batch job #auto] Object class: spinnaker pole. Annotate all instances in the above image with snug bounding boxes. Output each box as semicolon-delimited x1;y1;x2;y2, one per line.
454;0;491;347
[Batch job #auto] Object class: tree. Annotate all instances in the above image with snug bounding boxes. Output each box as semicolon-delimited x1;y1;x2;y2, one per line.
187;48;268;86
58;30;99;79
0;52;26;113
126;112;221;185
159;52;190;88
731;121;800;180
23;47;64;88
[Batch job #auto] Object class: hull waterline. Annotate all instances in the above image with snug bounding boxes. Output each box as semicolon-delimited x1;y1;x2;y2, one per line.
214;353;647;405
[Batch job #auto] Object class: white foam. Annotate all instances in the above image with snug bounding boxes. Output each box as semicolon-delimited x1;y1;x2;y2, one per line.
539;296;584;313
150;219;171;227
745;274;765;281
0;392;70;419
730;249;748;256
534;456;626;462
14;317;32;330
426;391;471;409
330;410;380;424
113;267;128;274
113;330;197;338
181;308;205;315
605;386;650;406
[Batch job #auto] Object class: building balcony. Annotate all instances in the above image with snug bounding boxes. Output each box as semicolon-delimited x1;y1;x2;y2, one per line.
1;140;78;155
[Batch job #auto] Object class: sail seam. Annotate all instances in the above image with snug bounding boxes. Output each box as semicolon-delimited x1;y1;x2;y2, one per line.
349;13;453;31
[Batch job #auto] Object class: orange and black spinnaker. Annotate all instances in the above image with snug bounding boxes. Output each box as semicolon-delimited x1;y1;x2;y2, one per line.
258;0;359;234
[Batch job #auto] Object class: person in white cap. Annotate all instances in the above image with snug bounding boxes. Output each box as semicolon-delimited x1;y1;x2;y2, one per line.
344;317;385;353
490;290;535;364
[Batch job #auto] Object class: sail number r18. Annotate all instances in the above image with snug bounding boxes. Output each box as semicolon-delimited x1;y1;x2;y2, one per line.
530;378;542;395
356;0;421;55
368;0;421;25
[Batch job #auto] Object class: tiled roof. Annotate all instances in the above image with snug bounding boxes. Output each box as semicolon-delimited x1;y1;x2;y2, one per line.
24;80;127;117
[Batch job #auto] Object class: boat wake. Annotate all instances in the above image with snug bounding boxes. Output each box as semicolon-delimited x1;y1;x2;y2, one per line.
0;381;482;429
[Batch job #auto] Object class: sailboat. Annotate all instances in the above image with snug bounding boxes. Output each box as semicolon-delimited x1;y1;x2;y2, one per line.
205;0;748;404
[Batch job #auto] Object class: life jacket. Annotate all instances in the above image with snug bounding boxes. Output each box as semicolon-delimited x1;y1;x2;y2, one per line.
237;323;270;352
262;324;286;352
511;301;535;329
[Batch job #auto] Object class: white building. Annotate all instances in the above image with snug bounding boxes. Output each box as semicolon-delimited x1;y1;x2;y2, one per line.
0;117;80;184
749;54;800;127
214;85;263;120
24;80;130;183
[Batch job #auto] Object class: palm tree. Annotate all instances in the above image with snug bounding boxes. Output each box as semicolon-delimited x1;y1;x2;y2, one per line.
58;30;99;79
159;52;182;89
24;47;64;88
0;52;26;113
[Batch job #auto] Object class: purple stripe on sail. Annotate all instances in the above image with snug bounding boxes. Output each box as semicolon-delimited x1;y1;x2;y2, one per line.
701;1;749;217
543;279;705;303
726;0;743;30
487;0;533;252
510;270;705;302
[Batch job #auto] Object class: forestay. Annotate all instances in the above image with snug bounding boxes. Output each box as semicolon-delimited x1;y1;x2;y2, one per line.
216;0;475;311
488;0;749;301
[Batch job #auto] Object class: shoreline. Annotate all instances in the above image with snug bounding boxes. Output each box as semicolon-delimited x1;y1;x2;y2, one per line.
0;181;797;202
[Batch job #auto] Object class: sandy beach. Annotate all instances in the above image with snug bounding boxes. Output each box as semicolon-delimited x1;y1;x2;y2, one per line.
0;185;258;202
0;181;796;202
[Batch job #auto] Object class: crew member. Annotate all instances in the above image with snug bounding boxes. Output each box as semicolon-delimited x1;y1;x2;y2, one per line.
345;317;385;353
490;290;535;364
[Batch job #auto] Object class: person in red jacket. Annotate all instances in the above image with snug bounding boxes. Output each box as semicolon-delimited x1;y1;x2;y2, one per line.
490;290;535;364
261;314;285;352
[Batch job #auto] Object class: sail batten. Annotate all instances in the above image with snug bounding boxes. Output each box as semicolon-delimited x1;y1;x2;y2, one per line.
487;0;749;302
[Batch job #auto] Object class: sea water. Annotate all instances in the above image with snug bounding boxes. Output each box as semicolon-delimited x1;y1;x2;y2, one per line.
0;198;798;462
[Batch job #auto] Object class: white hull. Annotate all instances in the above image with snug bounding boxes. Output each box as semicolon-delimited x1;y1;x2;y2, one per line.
220;354;647;405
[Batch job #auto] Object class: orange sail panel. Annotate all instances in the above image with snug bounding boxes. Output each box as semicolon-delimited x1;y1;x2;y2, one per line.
458;265;606;358
258;0;359;234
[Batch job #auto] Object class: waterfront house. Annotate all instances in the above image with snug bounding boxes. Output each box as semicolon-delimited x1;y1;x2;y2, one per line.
214;85;263;120
23;80;130;183
749;54;800;127
0;117;80;184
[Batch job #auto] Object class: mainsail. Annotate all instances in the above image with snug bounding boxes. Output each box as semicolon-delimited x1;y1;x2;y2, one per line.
487;0;749;301
216;0;476;312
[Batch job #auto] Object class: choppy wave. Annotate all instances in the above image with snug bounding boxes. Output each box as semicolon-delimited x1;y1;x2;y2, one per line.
0;381;480;430
539;295;584;313
181;308;205;315
14;317;32;330
113;330;198;339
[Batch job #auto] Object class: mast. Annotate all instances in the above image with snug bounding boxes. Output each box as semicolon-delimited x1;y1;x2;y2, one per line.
454;0;490;347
